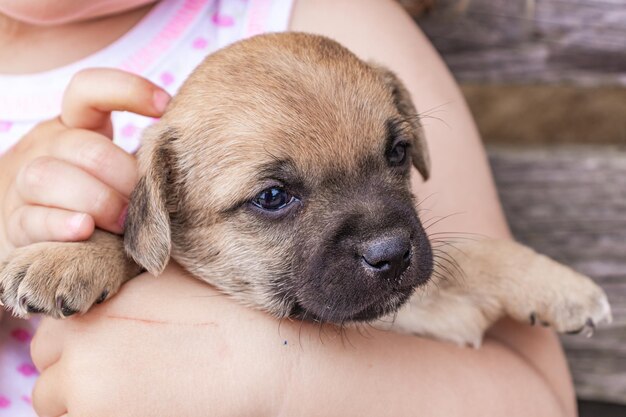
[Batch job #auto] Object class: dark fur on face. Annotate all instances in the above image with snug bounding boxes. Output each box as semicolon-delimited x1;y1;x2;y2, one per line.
125;33;433;323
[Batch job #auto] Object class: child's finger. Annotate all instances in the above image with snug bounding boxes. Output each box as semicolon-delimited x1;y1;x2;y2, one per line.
51;128;138;197
61;68;170;132
32;362;68;417
6;206;94;247
31;317;66;373
16;157;127;234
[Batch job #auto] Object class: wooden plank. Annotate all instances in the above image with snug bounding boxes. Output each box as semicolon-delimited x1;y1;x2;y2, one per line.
461;84;626;144
489;144;626;404
399;0;626;85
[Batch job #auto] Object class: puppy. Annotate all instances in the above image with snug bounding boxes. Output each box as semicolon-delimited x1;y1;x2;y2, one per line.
0;33;611;346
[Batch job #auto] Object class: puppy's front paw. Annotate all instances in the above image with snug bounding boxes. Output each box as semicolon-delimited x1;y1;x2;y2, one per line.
503;250;612;336
0;233;139;318
526;281;611;336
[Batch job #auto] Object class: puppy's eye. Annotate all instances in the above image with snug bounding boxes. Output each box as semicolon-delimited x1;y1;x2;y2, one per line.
387;141;409;166
252;187;297;211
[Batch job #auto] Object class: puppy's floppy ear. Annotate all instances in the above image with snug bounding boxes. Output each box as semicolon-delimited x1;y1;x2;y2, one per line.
124;126;175;276
372;65;431;181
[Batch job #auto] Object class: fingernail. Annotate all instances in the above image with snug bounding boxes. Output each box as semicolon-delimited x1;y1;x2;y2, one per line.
118;205;128;231
153;90;171;113
69;213;87;231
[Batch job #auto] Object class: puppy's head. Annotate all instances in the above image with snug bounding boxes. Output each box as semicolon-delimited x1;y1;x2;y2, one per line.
125;33;433;323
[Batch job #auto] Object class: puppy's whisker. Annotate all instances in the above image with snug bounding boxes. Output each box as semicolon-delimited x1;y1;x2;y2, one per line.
416;101;453;129
189;294;227;299
432;255;454;274
432;240;470;259
356;321;374;339
317;320;325;345
375;314;394;327
432;257;451;278
417;101;453;117
432;249;465;276
432;246;462;266
433;256;463;280
432;254;466;286
383;308;400;329
428;231;484;240
298;310;309;349
422;212;465;232
365;321;380;337
414;192;437;210
416;208;434;217
339;323;346;348
417;114;451;129
277;313;289;339
347;324;357;348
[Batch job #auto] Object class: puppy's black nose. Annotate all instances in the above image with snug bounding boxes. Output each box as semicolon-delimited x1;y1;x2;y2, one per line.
361;235;411;280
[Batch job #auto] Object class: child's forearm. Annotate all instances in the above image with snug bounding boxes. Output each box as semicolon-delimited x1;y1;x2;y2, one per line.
279;328;570;417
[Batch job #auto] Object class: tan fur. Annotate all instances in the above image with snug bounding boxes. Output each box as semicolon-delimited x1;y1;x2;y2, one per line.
0;33;611;345
386;240;611;346
0;230;140;318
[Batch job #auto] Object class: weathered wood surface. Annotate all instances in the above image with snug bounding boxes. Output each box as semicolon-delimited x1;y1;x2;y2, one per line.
489;144;626;404
407;0;626;85
462;84;626;145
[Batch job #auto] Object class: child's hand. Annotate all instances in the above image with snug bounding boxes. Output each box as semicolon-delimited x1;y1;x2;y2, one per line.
30;265;290;417
0;69;170;259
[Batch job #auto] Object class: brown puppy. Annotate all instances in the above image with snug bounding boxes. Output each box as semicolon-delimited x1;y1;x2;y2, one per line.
0;33;611;346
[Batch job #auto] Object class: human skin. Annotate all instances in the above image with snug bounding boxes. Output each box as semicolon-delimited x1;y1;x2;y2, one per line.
0;0;576;416
0;0;155;26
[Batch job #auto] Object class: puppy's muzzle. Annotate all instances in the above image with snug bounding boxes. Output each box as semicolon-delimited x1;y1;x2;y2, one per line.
292;187;432;323
360;232;412;283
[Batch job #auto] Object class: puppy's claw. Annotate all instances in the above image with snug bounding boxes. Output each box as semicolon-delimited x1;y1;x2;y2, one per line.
96;290;109;304
26;304;45;314
566;327;585;335
598;297;613;325
18;296;28;311
18;296;42;314
566;318;596;336
583;318;596;338
56;296;78;318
